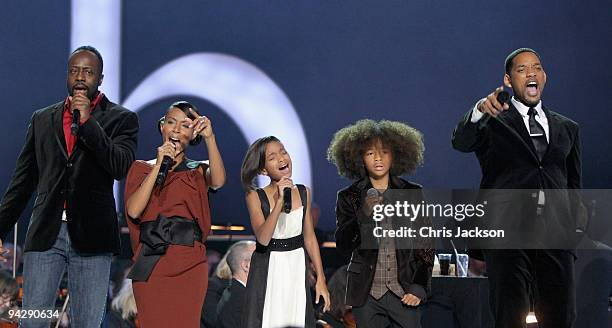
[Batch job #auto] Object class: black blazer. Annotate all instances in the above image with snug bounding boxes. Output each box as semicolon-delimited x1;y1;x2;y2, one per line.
452;104;581;190
335;177;434;307
452;104;583;247
216;278;246;328
0;95;138;254
201;276;230;328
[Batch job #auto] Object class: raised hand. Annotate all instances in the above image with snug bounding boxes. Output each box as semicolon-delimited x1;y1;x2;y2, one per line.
69;91;92;122
189;108;214;139
477;86;510;117
156;141;177;166
276;176;293;197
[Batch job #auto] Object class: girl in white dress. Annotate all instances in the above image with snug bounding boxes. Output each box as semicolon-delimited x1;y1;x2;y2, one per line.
240;136;330;328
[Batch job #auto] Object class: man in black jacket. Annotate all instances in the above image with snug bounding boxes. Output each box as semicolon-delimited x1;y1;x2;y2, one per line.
452;48;581;328
216;240;256;328
0;46;138;327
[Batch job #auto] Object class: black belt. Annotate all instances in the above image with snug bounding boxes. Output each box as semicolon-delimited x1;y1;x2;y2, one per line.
256;234;304;252
128;215;202;282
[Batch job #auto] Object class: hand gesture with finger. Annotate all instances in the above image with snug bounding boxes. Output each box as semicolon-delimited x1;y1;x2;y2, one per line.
478;86;510;117
189;108;214;139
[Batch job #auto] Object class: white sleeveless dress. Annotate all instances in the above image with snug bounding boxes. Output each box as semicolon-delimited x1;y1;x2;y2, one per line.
261;206;307;328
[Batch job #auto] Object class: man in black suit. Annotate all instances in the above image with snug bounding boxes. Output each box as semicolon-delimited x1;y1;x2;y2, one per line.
216;240;256;328
452;48;581;328
0;46;138;327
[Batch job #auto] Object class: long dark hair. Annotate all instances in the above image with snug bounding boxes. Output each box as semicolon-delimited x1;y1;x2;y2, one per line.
157;100;203;146
240;136;280;191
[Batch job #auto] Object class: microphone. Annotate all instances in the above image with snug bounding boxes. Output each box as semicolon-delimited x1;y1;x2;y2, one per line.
366;188;379;200
496;90;510;105
481;91;511;126
71;109;80;136
283;187;292;214
366;188;381;214
155;156;173;187
367;188;381;244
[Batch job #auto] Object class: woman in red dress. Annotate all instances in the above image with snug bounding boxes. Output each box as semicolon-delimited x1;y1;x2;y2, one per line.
124;101;225;327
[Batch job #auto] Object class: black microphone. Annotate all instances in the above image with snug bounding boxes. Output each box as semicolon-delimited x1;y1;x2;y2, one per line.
367;188;381;244
496;90;510;105
481;91;511;125
71;109;80;136
155;156;173;187
283;187;292;214
366;188;379;200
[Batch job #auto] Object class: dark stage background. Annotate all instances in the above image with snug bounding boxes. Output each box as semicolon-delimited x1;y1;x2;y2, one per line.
1;0;611;236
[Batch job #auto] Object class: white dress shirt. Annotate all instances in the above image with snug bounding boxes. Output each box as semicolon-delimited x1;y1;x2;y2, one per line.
236;278;247;287
470;97;549;142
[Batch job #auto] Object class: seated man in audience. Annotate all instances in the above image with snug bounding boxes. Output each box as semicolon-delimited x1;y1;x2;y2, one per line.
202;250;231;328
216;241;256;328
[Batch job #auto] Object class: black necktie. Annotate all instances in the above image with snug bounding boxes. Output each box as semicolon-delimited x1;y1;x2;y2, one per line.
528;107;548;160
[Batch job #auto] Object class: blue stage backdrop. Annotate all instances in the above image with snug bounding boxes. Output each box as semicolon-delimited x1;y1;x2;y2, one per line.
1;1;611;237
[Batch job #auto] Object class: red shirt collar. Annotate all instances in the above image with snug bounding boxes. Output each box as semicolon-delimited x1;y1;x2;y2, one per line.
63;92;104;113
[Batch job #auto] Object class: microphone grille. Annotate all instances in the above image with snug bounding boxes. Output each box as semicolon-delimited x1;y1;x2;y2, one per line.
367;188;379;198
496;91;510;104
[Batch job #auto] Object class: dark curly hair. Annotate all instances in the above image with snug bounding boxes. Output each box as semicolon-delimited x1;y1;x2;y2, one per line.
327;119;424;180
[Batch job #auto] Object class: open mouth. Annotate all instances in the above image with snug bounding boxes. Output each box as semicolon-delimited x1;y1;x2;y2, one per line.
168;137;180;144
72;85;88;95
526;81;538;97
279;164;290;172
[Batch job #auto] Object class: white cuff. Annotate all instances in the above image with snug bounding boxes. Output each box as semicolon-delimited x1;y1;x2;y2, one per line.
470;99;486;123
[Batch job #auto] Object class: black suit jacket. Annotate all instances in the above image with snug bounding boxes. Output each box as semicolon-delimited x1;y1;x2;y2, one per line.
452;103;583;248
216;278;246;328
201;276;230;328
0;95;138;253
335;177;434;307
452;104;581;190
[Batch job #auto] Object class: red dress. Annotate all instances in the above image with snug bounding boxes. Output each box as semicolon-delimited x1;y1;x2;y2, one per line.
124;159;211;327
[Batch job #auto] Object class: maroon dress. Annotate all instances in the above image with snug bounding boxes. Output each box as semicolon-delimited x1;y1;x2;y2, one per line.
124;159;211;327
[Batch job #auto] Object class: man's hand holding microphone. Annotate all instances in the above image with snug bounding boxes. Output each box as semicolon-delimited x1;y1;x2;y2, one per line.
477;86;510;118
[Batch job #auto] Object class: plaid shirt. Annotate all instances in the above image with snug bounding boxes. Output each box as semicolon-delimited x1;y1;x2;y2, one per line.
370;217;405;299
